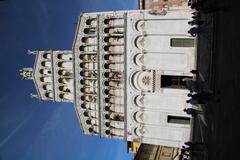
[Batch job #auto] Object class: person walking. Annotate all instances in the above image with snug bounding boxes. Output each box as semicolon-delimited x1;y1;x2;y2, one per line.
188;19;204;26
188;27;199;37
184;141;206;151
192;11;198;16
182;78;201;93
189;91;219;103
187;92;208;104
184;108;204;116
181;146;190;159
186;98;201;105
185;141;203;146
190;69;205;82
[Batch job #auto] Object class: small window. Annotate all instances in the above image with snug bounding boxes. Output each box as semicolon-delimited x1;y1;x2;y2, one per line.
170;38;195;47
167;115;190;125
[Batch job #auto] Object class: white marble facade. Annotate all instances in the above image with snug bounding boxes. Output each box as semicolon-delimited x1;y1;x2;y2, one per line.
29;9;197;148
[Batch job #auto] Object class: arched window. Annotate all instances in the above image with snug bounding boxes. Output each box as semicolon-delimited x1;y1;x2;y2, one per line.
88;128;93;133
43;53;51;59
40;77;51;83
104;63;110;69
105;114;110;119
135;20;145;32
57;62;72;69
104;18;111;24
84;28;95;34
133;111;144;123
86;18;96;26
105;130;111;135
58;70;72;76
84;111;89;117
59;93;64;99
40;77;44;82
104;37;110;43
103;54;110;60
41;61;51;67
104;45;110;51
107;19;124;26
43;84;52;91
86;119;92;125
59;86;71;92
105;106;110;111
105;97;110;103
81;103;86;109
59;86;64;91
57;54;73;60
104;89;110;95
79;46;85;51
104;45;124;52
40;69;51;75
105;122;110;127
104;28;110;33
104;27;124;34
80;88;84;93
79;63;85;68
43;85;47;90
80;96;85;101
104;81;109;86
131;71;153;92
45;92;53;98
58;78;73;84
82;37;88;43
82;37;97;44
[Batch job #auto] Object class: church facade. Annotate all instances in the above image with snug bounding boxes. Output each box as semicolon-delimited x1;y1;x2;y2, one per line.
21;9;197;148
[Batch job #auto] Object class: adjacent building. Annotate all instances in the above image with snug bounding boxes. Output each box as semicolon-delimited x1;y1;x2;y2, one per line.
138;0;188;10
21;9;197;148
128;141;141;154
128;142;181;160
133;144;180;160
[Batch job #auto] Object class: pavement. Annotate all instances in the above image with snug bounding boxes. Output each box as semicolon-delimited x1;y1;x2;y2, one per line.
191;0;240;159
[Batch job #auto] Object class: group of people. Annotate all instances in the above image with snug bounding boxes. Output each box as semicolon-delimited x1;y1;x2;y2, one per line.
183;70;218;117
180;141;206;160
187;0;204;37
187;0;217;37
180;70;218;159
187;12;202;37
179;1;219;159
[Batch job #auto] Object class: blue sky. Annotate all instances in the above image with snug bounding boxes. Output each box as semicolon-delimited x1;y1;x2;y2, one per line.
0;0;138;160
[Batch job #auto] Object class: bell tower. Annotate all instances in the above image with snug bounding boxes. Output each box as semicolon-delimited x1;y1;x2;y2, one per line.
21;50;74;102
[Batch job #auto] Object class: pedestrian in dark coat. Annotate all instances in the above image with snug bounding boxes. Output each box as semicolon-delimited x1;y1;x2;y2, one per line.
191;2;199;10
192;11;198;16
185;141;202;146
184;141;206;151
188;19;204;26
186;98;201;105
189;91;219;103
188;0;191;6
182;78;204;93
188;27;199;37
184;108;204;116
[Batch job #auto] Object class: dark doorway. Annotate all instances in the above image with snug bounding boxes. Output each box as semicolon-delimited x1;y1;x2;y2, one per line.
161;75;192;89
